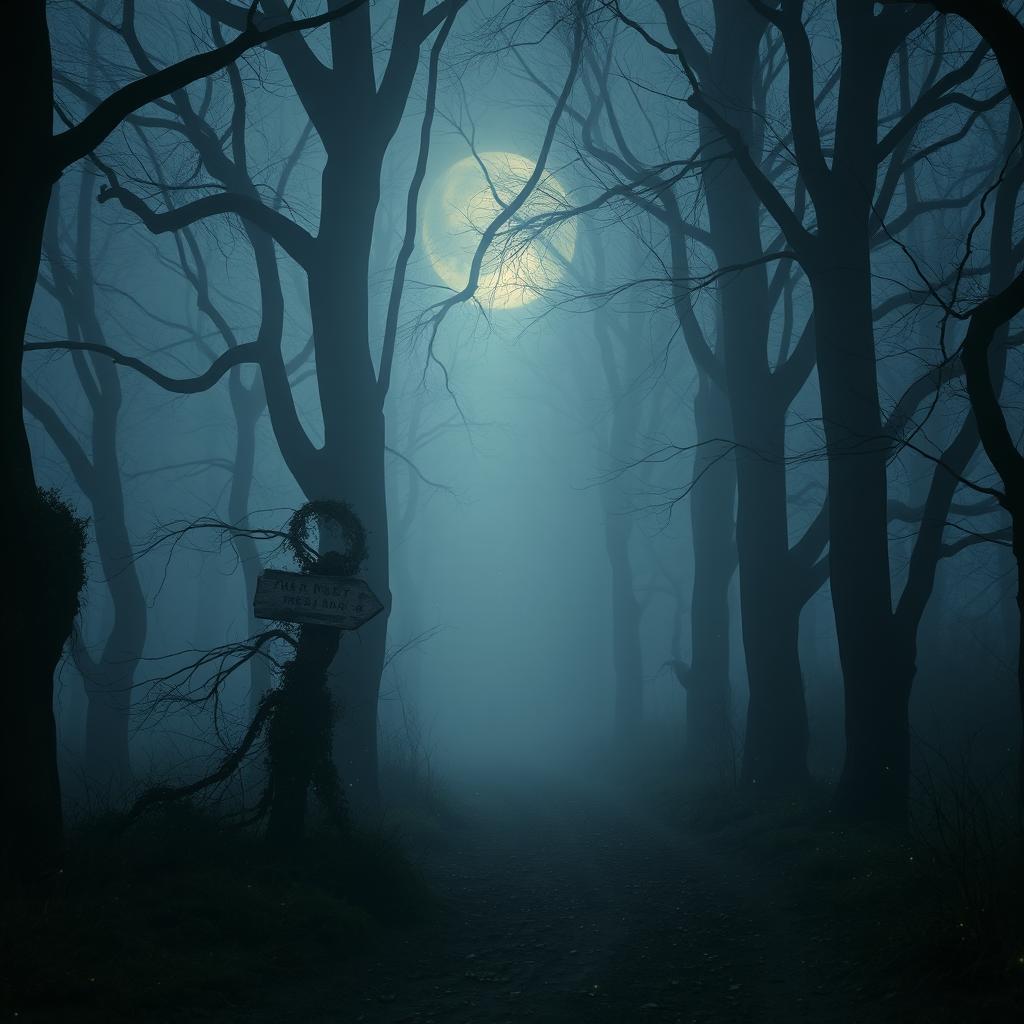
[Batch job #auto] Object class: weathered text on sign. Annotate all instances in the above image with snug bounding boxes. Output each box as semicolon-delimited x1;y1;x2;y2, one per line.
253;569;384;629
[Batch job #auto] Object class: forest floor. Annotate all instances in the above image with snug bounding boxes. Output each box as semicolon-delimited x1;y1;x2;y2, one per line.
4;768;1022;1023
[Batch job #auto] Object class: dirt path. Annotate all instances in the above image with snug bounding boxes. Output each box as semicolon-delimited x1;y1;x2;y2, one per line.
224;780;897;1024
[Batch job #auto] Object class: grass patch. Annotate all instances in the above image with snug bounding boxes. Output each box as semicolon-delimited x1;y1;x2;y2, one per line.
653;775;1024;1020
1;804;429;1021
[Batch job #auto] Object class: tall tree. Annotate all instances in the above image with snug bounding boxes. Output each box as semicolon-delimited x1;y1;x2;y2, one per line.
25;167;147;791
79;0;471;812
889;0;1024;797
678;0;1008;817
572;12;825;788
3;0;365;885
85;0;596;814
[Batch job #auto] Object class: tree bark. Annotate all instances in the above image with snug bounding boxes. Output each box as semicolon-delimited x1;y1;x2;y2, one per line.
1;4;69;886
685;371;737;781
698;3;809;790
2;0;374;885
308;152;391;812
810;222;912;819
226;377;273;716
80;447;145;789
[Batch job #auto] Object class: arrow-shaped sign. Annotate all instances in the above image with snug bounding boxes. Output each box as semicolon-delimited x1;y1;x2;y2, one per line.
253;569;383;630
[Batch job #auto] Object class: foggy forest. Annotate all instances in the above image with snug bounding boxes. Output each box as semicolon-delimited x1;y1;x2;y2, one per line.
3;1;1024;1021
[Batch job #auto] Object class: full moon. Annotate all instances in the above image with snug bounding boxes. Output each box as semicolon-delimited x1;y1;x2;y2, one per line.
421;151;576;311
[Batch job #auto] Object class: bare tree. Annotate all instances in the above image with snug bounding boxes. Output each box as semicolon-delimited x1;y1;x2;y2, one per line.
4;0;366;887
33;1;589;820
886;0;1024;799
26;165;147;792
646;0;1011;818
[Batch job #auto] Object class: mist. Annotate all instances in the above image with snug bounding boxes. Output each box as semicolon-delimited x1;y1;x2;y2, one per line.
3;2;1024;1022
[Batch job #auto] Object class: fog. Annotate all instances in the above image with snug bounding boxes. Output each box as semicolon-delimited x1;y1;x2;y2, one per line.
5;2;1024;1021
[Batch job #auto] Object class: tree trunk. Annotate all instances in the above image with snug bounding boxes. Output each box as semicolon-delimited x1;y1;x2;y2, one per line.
1;5;75;886
685;370;737;782
4;489;84;887
811;232;911;820
267;622;343;845
82;678;131;789
310;154;390;815
605;510;644;738
80;458;144;789
593;299;646;741
321;418;389;815
73;167;146;791
699;4;809;791
227;379;272;716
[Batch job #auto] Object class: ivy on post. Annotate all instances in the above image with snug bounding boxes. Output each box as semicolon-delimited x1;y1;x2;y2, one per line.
255;501;383;847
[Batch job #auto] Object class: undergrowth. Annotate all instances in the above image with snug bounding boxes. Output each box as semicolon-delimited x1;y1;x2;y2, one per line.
0;803;429;1021
648;758;1024;1021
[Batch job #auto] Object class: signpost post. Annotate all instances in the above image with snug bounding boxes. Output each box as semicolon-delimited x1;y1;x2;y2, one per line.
253;569;383;630
127;502;379;847
254;564;383;844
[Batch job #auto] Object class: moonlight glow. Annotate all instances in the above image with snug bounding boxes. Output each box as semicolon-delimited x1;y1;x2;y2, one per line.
421;151;576;310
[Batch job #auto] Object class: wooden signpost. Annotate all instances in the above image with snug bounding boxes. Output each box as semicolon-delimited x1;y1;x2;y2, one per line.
253;569;383;630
